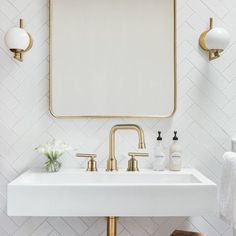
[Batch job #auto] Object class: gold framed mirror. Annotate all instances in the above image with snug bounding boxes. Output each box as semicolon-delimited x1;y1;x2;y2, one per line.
49;0;176;118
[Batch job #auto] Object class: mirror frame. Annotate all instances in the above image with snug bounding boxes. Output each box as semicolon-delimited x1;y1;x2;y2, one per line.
49;0;177;118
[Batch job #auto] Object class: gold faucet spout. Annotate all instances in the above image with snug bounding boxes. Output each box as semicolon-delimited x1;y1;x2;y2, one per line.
107;124;146;171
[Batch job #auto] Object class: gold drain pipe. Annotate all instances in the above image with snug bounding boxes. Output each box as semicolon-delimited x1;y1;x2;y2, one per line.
107;217;117;236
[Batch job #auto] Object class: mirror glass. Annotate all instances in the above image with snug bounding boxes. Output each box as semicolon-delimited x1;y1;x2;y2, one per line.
50;0;176;118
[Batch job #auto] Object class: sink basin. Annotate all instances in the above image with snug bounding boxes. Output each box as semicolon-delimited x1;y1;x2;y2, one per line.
8;168;217;217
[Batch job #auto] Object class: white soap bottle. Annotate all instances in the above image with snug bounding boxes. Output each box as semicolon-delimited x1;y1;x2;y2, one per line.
169;131;182;171
153;131;166;171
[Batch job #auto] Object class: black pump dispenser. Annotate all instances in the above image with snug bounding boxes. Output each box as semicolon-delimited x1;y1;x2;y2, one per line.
173;131;178;141
157;131;162;141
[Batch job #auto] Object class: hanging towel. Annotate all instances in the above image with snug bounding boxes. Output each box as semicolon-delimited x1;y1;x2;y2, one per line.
219;152;236;230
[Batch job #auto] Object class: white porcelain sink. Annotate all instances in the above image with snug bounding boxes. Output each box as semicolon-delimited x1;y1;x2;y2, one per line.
8;168;217;217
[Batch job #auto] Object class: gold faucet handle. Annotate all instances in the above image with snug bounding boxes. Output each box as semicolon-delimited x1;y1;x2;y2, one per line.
128;152;149;158
76;153;97;172
76;153;97;159
127;152;149;172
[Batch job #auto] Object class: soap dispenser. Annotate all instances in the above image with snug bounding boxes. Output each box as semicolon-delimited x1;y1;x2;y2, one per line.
169;131;182;171
153;131;166;171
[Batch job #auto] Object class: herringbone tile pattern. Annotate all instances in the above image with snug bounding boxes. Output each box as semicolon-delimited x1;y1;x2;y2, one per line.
0;0;236;235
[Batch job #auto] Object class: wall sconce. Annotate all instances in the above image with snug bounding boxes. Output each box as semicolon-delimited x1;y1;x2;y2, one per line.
199;18;230;61
4;19;33;62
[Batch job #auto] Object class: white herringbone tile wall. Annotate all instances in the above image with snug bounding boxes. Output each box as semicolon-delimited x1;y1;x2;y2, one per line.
0;0;236;235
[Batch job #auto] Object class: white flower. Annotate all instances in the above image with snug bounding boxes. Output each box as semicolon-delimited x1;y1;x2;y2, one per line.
35;139;72;160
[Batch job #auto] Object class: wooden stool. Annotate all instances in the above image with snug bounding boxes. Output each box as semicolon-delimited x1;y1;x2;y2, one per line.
171;230;207;236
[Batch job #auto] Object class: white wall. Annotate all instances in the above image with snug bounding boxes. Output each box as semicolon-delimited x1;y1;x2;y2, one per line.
0;0;236;235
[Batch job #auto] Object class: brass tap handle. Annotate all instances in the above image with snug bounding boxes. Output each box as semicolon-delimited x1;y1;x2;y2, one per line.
76;153;96;159
128;152;149;158
76;153;97;172
127;152;149;172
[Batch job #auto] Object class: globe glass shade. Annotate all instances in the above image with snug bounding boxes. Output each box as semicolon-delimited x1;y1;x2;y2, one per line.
5;27;30;50
205;27;230;50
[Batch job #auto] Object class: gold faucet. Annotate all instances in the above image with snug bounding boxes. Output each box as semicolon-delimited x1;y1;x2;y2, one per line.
106;124;146;171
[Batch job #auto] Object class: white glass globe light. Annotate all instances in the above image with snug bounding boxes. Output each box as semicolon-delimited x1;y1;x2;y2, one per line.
5;27;30;50
205;27;230;50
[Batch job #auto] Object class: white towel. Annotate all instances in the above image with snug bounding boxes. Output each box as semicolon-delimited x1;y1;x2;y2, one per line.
219;152;236;230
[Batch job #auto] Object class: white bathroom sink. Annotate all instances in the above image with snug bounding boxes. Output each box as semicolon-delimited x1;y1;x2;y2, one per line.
7;168;217;217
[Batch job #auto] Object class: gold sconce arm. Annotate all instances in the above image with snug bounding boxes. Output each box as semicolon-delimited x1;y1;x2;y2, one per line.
199;18;213;51
199;18;219;61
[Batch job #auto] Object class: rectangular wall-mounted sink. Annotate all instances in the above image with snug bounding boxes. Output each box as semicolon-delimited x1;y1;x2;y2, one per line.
8;169;217;217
